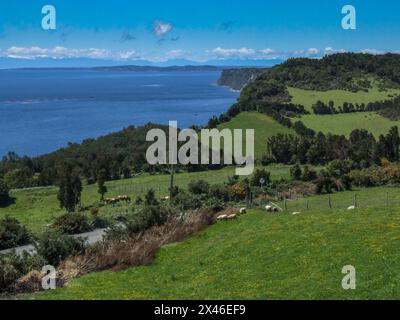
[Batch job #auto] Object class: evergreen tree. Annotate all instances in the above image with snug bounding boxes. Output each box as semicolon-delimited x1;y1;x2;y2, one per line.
97;169;108;201
57;162;82;213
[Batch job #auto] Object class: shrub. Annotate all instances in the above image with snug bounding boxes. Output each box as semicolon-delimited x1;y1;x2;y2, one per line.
202;197;225;212
315;171;343;194
250;169;271;187
0;179;11;207
125;205;172;235
53;213;92;235
228;182;248;201
188;180;210;194
172;191;202;210
0;251;45;293
290;164;302;180
209;184;230;202
302;166;318;181
144;189;159;206
35;230;87;266
0;217;31;250
135;196;143;205
261;154;275;166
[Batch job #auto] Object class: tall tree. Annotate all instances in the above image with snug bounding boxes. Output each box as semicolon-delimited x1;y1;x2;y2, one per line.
57;162;82;213
97;168;108;201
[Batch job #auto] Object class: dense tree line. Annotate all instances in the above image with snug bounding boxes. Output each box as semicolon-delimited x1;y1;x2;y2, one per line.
312;96;400;115
267;126;400;167
258;53;400;91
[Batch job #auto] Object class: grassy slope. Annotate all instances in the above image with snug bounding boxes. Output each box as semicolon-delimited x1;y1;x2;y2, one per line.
289;85;400;112
301;112;400;138
217;112;295;159
34;186;400;300
0;165;293;234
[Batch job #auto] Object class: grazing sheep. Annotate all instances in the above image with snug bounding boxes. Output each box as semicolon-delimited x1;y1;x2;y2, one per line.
239;208;247;215
347;205;356;210
292;212;301;215
265;205;273;212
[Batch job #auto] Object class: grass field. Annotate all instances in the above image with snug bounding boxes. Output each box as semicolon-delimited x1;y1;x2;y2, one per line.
0;164;294;235
32;185;400;300
300;112;400;138
288;85;400;112
217;112;295;159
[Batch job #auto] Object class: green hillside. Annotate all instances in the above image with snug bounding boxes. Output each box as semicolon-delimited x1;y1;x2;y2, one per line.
301;112;400;138
34;186;400;300
0;164;293;234
289;85;400;112
217;112;295;159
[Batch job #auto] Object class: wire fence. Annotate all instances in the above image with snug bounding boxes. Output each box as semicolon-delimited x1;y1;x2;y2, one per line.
253;187;400;212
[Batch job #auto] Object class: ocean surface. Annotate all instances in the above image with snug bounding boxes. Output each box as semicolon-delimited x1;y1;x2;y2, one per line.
0;69;239;157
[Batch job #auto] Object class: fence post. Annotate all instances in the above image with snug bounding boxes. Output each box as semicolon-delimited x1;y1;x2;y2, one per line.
328;195;332;209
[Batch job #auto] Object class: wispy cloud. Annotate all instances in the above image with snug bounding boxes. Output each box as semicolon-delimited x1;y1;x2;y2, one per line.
152;20;173;37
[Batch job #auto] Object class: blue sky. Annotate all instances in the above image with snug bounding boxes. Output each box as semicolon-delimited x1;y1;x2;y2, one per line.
0;0;399;66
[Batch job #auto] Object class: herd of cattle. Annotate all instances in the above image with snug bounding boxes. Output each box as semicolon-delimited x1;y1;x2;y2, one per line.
104;195;131;205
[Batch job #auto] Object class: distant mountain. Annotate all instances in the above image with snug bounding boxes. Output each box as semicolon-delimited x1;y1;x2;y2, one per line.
0;57;283;70
93;65;224;72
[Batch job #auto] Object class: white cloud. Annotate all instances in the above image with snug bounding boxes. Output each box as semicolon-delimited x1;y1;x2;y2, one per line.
324;47;346;55
212;47;256;59
0;46;143;61
361;48;385;55
0;45;391;64
152;20;173;37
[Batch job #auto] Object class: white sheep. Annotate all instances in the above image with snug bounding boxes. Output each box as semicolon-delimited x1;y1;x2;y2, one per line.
239;208;247;214
347;205;356;210
265;205;273;212
292;212;301;215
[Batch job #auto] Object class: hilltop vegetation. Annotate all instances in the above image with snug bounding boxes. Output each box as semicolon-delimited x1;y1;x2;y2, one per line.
217;112;295;159
301;113;400;138
288;83;400;112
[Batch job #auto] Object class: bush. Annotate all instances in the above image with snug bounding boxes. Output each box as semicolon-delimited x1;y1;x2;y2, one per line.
0;179;11;207
125;205;172;235
0;217;31;250
315;171;343;194
0;251;45;293
302;166;318;181
35;230;87;266
261;154;275;166
53;213;92;235
172;191;202;210
88;207;109;229
290;164;302;180
135;196;143;205
250;169;271;187
202;197;225;212
144;189;159;206
188;180;210;194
